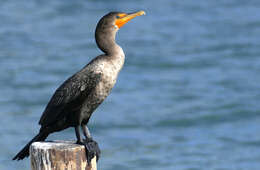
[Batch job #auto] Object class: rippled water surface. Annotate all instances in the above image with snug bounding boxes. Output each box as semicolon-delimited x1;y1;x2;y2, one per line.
1;0;260;169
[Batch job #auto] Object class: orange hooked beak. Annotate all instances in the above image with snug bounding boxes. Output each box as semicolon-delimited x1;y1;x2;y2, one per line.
115;10;146;29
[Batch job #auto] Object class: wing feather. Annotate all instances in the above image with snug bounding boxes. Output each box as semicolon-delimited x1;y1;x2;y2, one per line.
39;71;101;126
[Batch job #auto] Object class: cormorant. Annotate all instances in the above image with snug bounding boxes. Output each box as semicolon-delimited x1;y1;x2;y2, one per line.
13;11;145;163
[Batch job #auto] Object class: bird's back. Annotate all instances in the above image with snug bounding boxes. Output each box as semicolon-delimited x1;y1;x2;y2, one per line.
39;54;124;129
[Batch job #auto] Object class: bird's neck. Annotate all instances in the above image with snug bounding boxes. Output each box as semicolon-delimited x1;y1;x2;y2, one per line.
95;28;124;57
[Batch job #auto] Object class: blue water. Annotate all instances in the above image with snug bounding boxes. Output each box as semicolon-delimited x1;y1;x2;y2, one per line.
1;0;260;169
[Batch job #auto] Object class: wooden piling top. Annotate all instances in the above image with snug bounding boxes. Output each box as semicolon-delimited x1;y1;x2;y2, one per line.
30;141;97;170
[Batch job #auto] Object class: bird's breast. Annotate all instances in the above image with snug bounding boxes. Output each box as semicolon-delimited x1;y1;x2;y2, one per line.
79;55;124;121
92;57;124;100
100;62;121;92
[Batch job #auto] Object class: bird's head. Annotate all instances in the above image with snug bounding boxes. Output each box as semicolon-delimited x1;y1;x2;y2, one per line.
95;11;145;54
96;11;146;32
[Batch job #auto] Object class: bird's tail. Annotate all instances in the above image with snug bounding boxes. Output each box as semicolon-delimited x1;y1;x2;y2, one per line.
13;132;49;160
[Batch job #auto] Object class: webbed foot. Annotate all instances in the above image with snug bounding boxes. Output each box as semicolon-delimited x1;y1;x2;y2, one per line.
76;138;101;164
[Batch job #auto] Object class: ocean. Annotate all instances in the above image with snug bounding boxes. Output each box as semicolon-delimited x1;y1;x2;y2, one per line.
1;0;260;169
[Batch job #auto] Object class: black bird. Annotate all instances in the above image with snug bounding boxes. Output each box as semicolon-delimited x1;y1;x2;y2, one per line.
13;11;145;163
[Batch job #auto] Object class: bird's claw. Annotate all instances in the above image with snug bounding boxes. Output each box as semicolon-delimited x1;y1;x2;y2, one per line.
76;139;101;164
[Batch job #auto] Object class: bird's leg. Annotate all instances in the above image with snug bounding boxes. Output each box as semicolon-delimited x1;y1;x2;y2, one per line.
75;125;94;164
75;125;83;144
82;125;92;140
81;125;101;163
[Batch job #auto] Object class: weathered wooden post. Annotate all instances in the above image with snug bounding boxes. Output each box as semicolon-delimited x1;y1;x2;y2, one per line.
30;141;97;170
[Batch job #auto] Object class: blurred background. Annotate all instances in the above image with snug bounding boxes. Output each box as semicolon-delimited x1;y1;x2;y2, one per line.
1;0;260;169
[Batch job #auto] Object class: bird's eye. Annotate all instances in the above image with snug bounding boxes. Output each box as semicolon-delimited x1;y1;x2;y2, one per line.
116;16;120;19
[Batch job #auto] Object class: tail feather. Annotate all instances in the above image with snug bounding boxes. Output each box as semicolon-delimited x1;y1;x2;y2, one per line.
13;132;48;160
